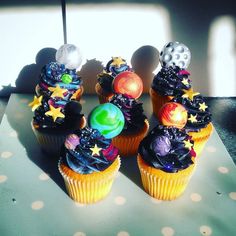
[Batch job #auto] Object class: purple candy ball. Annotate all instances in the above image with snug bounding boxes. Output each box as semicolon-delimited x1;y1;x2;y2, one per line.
152;135;171;156
64;134;80;150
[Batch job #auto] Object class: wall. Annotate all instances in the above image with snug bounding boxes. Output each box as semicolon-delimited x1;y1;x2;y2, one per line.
0;0;235;97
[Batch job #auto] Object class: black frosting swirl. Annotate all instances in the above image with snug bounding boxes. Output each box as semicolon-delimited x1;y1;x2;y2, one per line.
33;97;83;130
62;127;119;174
38;61;82;98
139;125;195;173
151;66;191;96
172;94;212;132
109;94;146;131
97;57;132;92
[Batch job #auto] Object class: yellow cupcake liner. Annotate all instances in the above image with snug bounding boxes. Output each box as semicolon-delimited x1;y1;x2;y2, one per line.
31;117;86;155
137;154;196;200
149;88;173;117
188;123;213;157
58;157;121;204
95;83;114;104
112;119;149;157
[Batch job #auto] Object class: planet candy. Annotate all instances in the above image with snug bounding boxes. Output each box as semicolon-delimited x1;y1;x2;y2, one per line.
113;71;143;99
89;103;125;139
158;102;187;129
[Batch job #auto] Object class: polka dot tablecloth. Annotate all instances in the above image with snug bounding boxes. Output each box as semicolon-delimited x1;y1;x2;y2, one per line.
0;94;236;236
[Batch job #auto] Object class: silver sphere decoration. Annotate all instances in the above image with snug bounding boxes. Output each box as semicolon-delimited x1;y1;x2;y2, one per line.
159;42;191;69
56;44;82;70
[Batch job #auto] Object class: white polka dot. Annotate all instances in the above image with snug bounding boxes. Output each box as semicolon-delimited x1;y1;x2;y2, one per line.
75;202;85;207
1;151;13;159
20;98;29;103
0;175;8;183
218;167;229;174
39;173;50;181
9;131;18;137
200;225;212;235
74;232;86;236
80;99;86;104
31;201;44;210
190;193;202;202
150;197;162;204
114;196;126;205
161;227;175;236
229;192;236;200
117;231;130;236
206;146;216;153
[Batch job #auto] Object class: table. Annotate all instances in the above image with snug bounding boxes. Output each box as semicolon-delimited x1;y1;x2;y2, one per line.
0;94;236;236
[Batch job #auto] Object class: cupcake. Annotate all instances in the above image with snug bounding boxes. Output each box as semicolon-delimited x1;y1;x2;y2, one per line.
95;56;132;103
150;42;192;117
172;90;213;156
29;92;86;155
35;61;83;101
58;127;121;204
109;94;149;157
137;124;196;200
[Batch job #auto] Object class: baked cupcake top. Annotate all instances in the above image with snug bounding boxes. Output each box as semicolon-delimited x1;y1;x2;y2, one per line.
37;61;82;98
29;95;84;130
138;125;195;173
151;66;191;96
109;93;146;132
172;90;212;132
97;57;131;93
61;127;119;174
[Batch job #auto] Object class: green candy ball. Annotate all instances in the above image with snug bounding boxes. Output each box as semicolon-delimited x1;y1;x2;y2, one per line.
61;74;72;84
89;103;125;139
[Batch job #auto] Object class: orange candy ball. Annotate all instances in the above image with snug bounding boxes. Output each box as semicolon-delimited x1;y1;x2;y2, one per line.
158;102;188;129
112;71;143;99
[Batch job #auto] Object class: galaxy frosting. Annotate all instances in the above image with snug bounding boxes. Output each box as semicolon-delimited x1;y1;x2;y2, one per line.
109;93;146;131
172;91;212;132
62;127;119;174
37;62;82;98
151;66;191;96
97;57;132;92
31;95;84;130
139;125;195;173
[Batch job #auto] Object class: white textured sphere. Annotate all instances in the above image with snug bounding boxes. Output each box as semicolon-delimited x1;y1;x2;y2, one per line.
56;44;82;70
160;42;191;69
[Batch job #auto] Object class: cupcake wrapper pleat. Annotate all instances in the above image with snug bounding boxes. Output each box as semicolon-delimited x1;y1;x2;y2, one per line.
137;155;195;200
58;157;121;204
112;119;149;157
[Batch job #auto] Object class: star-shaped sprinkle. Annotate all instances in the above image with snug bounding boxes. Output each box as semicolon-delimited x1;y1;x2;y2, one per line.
188;114;198;123
45;105;65;122
71;88;82;100
182;89;200;101
48;85;67;98
181;78;189;86
28;96;43;111
183;140;193;149
110;57;126;67
199;102;208;111
90;144;102;156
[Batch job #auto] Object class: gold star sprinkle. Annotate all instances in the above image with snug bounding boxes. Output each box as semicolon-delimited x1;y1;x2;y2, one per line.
71;88;82;100
182;89;200;101
45;105;65;122
90;144;102;156
188;114;198;123
184;140;193;149
48;85;67;98
199;102;208;111
182;78;189;86
28;96;43;111
110;57;126;67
